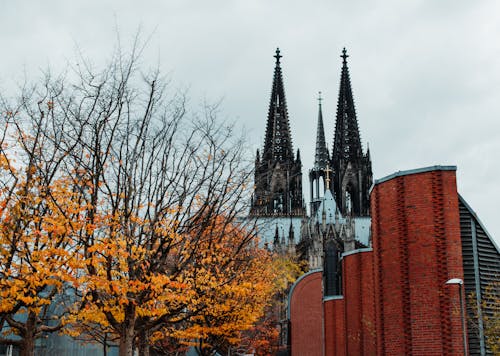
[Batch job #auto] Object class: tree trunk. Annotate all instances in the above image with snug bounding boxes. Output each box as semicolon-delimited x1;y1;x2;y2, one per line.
138;329;150;356
19;334;35;356
118;327;135;356
19;312;36;356
118;307;136;356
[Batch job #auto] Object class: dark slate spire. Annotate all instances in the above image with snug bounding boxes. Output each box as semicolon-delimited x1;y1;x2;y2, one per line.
250;49;306;218
332;48;362;163
262;48;294;163
330;48;373;217
314;91;329;169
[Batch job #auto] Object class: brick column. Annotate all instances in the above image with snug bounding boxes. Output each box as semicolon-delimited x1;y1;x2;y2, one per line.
370;167;466;355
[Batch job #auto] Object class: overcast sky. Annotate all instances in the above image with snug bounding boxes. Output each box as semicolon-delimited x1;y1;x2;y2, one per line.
1;0;499;243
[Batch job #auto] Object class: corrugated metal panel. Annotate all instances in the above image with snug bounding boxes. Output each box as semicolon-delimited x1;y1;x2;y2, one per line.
459;196;500;356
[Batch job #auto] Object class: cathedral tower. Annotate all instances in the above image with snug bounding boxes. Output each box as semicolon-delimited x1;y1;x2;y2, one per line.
250;49;306;217
331;48;372;217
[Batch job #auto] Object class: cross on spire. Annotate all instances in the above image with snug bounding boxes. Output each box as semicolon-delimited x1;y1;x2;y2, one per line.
325;164;332;187
274;48;282;64
341;47;349;64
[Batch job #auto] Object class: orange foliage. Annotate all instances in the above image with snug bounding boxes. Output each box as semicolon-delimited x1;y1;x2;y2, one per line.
163;223;277;350
69;205;279;354
0;149;85;345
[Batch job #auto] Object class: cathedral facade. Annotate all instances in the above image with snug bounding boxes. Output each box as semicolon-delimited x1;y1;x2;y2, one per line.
250;48;372;271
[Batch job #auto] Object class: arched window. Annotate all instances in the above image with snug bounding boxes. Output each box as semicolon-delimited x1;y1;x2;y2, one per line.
273;191;284;213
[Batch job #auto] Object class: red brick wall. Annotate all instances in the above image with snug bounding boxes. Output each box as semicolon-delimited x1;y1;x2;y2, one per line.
360;251;376;355
324;298;345;356
342;250;376;356
370;168;466;355
289;271;323;356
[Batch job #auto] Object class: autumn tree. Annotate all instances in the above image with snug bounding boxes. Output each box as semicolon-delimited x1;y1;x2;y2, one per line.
0;79;85;356
240;252;305;355
44;40;272;356
482;281;500;355
155;221;278;356
0;38;292;356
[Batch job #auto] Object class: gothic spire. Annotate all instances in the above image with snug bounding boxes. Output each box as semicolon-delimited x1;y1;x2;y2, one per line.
332;48;362;163
262;48;294;163
250;48;306;218
330;48;372;217
314;91;329;169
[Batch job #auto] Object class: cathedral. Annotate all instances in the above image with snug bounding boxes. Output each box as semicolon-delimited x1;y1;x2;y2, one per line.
250;48;500;355
250;48;372;270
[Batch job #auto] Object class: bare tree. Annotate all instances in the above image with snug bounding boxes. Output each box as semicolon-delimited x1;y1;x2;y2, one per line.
0;74;83;356
53;40;258;356
0;37;279;356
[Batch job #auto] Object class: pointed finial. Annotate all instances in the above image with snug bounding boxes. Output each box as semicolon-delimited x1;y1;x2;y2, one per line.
341;47;349;64
318;91;323;106
274;48;282;64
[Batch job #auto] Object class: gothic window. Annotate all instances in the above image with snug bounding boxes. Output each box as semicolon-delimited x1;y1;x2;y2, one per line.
273;192;284;213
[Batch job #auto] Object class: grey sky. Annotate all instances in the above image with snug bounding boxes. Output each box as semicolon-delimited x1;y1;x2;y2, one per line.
1;0;499;243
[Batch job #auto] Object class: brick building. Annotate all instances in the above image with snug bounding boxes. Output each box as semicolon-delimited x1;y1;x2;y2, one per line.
288;166;500;355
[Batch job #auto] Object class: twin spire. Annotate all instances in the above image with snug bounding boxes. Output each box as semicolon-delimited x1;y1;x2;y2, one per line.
264;47;362;167
251;48;305;217
262;48;294;164
332;47;363;163
251;47;370;218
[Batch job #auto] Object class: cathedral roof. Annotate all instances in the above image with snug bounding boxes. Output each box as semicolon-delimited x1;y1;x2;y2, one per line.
253;217;303;246
262;48;294;163
314;189;343;225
